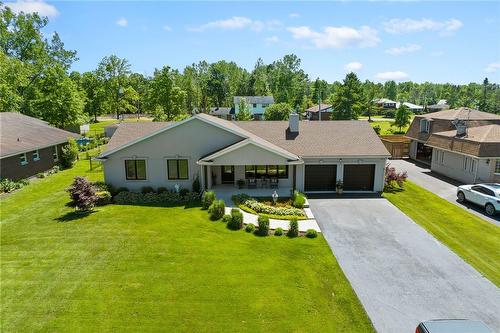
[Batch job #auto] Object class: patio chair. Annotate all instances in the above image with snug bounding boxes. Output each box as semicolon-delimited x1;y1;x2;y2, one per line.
270;177;279;189
247;178;257;189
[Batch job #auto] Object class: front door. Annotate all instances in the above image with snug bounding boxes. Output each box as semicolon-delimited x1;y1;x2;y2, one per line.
221;166;234;184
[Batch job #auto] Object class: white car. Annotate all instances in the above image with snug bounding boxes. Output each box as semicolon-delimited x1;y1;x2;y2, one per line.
457;183;500;216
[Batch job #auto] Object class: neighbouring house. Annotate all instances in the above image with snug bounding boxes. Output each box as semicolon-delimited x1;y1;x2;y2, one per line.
374;98;398;109
305;104;333;120
234;96;275;120
208;107;235;120
405;107;500;183
426;99;450;112
0;112;79;180
98;113;390;194
400;102;424;113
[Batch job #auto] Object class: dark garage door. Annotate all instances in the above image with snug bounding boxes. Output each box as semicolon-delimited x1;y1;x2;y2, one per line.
343;164;375;191
305;165;337;191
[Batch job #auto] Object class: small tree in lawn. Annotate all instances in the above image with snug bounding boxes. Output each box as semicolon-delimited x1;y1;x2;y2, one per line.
263;102;293;120
384;164;408;189
60;137;79;168
393;104;411;133
68;177;98;211
236;97;252;120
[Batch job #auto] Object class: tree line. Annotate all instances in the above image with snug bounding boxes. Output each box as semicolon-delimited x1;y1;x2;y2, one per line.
1;6;499;128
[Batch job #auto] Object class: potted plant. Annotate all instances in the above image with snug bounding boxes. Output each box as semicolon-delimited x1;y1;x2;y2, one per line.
336;180;344;195
237;179;245;189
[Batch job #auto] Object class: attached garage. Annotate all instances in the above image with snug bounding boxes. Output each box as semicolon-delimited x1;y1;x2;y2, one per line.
343;164;375;191
304;165;337;191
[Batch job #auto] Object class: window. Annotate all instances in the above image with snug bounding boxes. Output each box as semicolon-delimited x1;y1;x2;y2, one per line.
125;160;147;180
262;104;268;108
167;159;188;180
435;150;444;164
495;160;500;174
419;119;430;133
244;165;288;179
20;153;28;166
252;103;257;108
33;150;40;161
53;146;59;161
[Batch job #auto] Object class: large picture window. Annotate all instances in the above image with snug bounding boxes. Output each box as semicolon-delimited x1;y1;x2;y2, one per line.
125;160;147;180
245;165;288;179
167;159;189;180
495;160;500;174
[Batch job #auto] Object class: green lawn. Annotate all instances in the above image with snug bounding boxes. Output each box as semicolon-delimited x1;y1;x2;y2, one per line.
383;181;500;286
1;162;374;332
88;118;152;137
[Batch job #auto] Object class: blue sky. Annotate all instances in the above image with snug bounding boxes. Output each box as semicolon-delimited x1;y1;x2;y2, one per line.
5;1;500;83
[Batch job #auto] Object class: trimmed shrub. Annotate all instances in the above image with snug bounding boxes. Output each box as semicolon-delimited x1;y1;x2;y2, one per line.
157;187;168;194
192;176;200;193
222;214;232;224
231;208;240;215
208;199;225;220
36;172;46;178
0;178;29;193
141;186;155;194
287;218;299;238
245;224;255;233
202;191;216;210
93;181;109;192
274;227;284;236
179;188;189;197
242;199;305;217
116;187;129;194
95;191;112;206
228;209;243;230
60;138;79;169
257;216;270;236
292;191;306;209
305;229;318;238
231;193;251;205
113;190;198;205
67;176;98;211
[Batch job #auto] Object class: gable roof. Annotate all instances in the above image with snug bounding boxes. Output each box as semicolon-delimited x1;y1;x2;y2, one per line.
0;112;78;158
234;96;274;105
419;107;500;121
306;104;333;113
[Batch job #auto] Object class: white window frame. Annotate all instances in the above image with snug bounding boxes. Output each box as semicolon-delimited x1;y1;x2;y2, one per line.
419;119;430;133
495;160;500;175
53;146;59;162
20;153;28;166
33;150;40;161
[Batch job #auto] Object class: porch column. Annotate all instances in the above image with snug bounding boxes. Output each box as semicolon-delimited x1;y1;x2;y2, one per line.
207;165;212;189
200;165;206;191
292;165;296;191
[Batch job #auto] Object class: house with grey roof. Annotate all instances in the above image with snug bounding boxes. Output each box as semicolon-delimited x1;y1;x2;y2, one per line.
305;104;333;120
98;113;390;194
0;112;78;180
234;96;274;120
405;107;500;183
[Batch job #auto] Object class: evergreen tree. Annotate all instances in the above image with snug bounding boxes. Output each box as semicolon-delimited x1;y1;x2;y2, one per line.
331;73;363;120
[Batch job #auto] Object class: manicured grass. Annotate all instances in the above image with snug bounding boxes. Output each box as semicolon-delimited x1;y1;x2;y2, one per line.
88;118;152;137
1;162;374;332
369;120;408;135
383;181;500;286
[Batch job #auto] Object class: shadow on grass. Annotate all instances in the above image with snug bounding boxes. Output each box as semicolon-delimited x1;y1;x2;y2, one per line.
382;186;405;194
56;210;96;222
112;201;202;209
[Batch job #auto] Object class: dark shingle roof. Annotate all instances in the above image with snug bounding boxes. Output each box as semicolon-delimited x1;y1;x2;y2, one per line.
306;104;333;113
0;112;78;158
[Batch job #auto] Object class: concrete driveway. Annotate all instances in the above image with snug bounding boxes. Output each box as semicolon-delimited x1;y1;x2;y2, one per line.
389;159;500;226
309;198;500;333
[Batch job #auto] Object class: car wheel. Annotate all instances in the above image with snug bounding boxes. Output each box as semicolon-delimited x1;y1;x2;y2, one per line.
485;203;496;216
457;191;466;203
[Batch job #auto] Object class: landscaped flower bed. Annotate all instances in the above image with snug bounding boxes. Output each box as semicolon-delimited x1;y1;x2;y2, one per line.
232;194;307;220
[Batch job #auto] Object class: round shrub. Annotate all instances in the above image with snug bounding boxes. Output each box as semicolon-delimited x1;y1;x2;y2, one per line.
292;192;306;209
179;188;189;197
192;176;201;193
245;224;255;233
228;210;243;230
202;191;216;210
116;187;129;194
305;229;318;238
222;214;232;224
157;187;168;194
95;191;112;206
274;227;284;236
257;216;270;236
287;217;299;238
141;186;155;194
208;199;225;221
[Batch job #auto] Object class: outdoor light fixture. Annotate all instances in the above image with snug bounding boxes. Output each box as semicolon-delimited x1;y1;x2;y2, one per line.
272;190;279;204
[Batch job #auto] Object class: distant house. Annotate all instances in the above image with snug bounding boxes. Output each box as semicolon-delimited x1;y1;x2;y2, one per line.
401;102;424;113
427;99;449;112
305;104;333;120
0;113;79;180
405;107;500;183
374;98;397;109
234;96;274;120
209;107;235;120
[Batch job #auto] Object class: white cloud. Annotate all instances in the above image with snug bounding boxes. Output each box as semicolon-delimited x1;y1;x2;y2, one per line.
289;13;300;18
5;0;58;18
344;62;363;72
264;35;280;44
189;16;280;32
163;25;172;32
383;18;463;36
484;62;500;73
287;25;380;48
375;71;409;81
116;17;128;27
385;44;421;56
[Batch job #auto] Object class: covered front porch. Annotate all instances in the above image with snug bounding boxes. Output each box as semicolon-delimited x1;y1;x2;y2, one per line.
213;184;293;205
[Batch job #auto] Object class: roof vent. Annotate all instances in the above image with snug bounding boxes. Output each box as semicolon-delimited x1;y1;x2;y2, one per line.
289;113;299;133
451;118;467;137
